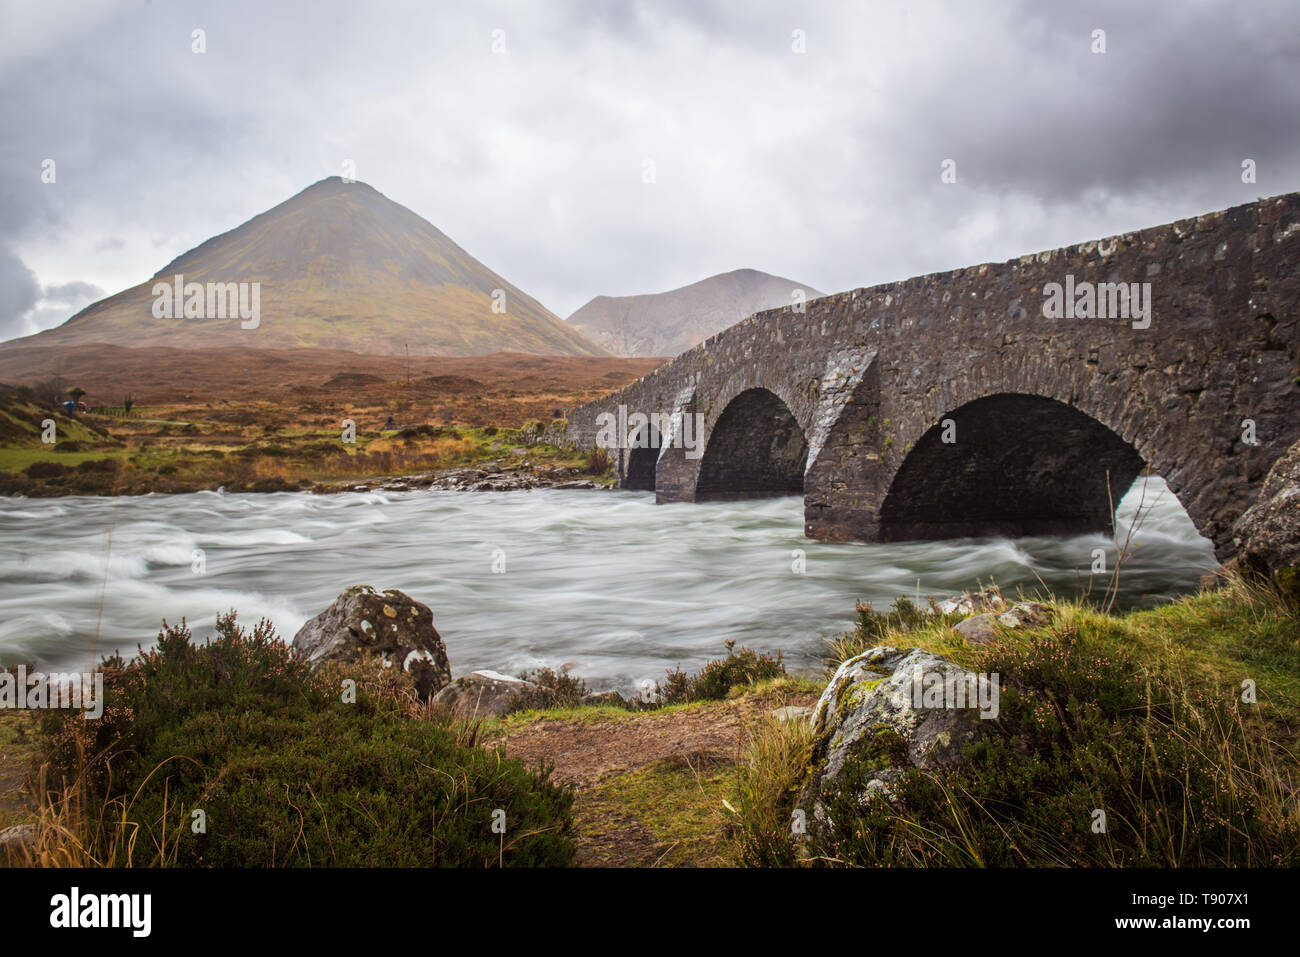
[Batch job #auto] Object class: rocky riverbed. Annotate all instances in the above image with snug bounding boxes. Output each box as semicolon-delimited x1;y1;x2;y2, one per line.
331;458;612;494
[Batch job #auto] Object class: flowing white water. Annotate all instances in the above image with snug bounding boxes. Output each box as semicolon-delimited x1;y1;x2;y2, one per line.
0;478;1217;695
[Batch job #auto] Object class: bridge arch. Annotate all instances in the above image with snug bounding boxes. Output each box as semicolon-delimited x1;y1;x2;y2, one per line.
621;420;661;491
878;393;1150;541
696;388;808;501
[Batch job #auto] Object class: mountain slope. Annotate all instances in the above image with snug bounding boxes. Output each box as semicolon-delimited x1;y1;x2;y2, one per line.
566;268;826;357
6;178;608;357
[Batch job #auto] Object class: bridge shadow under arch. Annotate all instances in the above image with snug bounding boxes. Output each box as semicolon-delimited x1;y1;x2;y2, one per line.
622;422;661;491
879;393;1147;541
696;388;808;501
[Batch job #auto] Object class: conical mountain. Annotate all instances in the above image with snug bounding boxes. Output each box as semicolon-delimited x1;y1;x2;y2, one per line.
7;177;607;357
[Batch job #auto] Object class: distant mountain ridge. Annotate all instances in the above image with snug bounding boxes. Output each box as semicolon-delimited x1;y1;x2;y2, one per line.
5;177;608;358
565;268;826;357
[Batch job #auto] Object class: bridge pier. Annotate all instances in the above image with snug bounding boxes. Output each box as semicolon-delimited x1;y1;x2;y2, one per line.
654;444;699;504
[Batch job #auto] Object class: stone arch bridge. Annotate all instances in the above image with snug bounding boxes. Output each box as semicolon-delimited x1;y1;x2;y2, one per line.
565;194;1300;561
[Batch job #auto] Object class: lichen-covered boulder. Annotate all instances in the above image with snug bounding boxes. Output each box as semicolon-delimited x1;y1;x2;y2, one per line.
998;601;1051;628
0;824;34;863
1233;440;1300;604
292;585;451;698
953;601;1051;644
806;646;996;807
953;614;998;643
432;670;553;721
934;588;1006;617
581;690;628;708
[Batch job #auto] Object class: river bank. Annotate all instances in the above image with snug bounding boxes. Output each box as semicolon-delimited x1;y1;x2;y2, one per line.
0;350;657;501
0;379;612;498
4;571;1297;868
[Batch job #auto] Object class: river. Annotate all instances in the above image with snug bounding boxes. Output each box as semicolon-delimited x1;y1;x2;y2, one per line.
0;478;1217;695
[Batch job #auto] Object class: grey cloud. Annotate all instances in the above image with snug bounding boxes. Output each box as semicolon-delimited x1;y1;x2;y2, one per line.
0;0;1297;333
42;280;104;301
0;263;103;342
900;0;1300;203
0;246;40;340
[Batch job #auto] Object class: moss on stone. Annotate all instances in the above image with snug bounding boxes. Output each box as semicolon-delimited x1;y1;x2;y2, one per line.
854;723;910;767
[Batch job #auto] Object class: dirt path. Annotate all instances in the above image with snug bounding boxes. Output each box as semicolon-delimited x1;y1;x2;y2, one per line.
484;688;817;867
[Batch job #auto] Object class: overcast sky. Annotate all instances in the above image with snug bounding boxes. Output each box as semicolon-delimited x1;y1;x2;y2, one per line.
1;0;1298;342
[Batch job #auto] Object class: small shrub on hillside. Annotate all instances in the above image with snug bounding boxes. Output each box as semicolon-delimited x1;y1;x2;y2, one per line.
24;461;70;479
583;447;611;475
658;667;693;705
659;641;786;705
302;441;345;458
518;667;589;707
37;614;575;867
77;458;119;473
397;424;437;440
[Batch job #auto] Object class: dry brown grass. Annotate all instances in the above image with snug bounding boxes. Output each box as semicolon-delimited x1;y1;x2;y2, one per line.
243;435;481;482
15;749;195;868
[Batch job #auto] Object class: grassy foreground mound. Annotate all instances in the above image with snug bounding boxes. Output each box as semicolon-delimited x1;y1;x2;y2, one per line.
8;577;1297;868
27;614;575;867
736;577;1300;867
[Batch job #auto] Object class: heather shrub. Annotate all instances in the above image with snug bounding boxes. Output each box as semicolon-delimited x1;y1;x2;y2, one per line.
38;614;575;867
